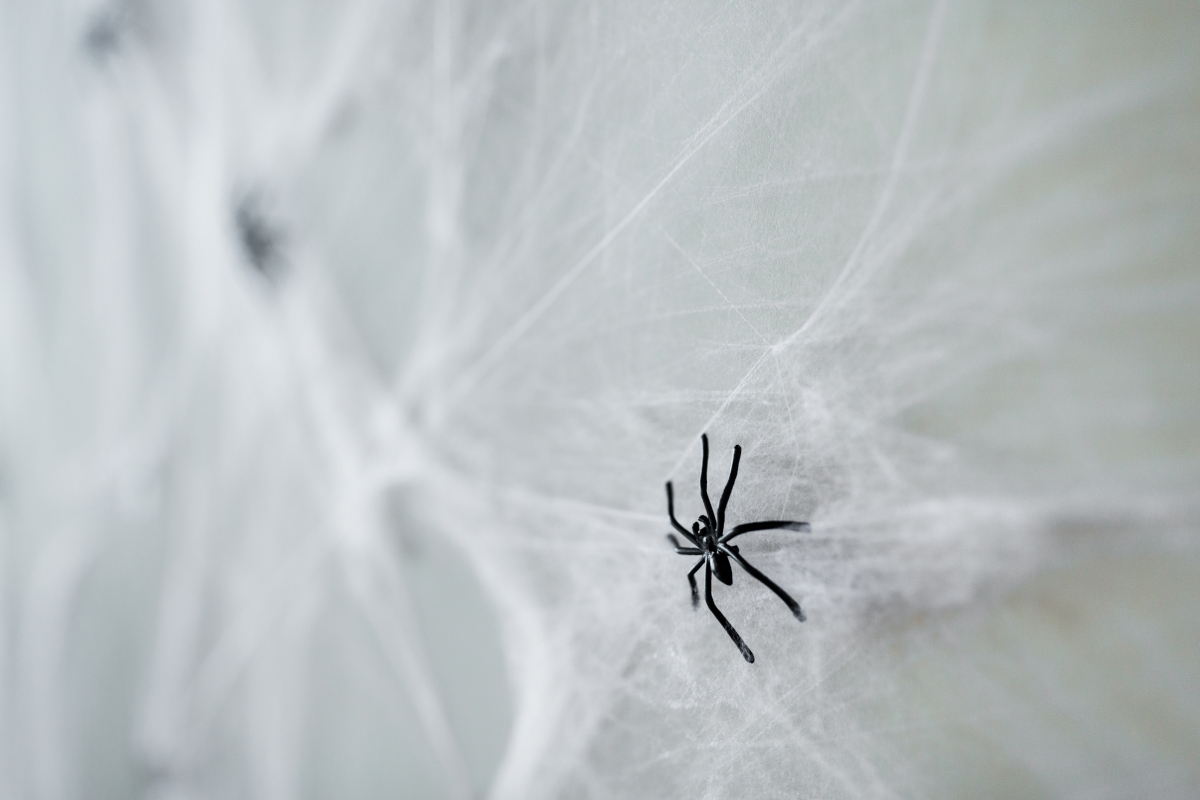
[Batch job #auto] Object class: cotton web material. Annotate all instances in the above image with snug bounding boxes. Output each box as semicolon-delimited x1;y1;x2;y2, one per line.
1;0;1199;798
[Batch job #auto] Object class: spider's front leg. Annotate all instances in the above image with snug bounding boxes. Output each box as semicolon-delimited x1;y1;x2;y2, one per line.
699;434;717;527
665;482;698;545
667;534;702;555
716;443;742;536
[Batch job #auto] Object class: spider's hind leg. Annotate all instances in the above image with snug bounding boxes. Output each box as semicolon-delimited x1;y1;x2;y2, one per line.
722;545;806;622
686;557;704;608
705;561;754;663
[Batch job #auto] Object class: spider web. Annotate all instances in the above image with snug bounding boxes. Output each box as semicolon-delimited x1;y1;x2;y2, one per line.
1;0;1199;798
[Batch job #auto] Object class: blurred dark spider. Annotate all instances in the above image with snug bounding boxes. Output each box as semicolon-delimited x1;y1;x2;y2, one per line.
666;433;809;663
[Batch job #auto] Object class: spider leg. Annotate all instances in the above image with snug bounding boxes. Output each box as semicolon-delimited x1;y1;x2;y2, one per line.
720;519;810;543
686;557;704;608
705;558;754;663
699;434;717;530
667;534;702;555
716;444;741;536
720;544;805;622
665;482;699;544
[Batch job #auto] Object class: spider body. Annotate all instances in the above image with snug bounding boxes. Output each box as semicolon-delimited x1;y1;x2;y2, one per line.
666;434;810;663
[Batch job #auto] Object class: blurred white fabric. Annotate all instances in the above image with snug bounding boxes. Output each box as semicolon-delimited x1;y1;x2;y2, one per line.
0;1;1197;798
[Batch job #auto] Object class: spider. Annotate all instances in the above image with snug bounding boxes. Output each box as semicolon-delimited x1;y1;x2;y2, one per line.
666;433;809;663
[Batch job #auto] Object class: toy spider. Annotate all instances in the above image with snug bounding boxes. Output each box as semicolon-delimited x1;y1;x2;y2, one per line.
666;434;809;663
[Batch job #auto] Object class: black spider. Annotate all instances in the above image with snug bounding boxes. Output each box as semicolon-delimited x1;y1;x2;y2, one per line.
666;433;809;663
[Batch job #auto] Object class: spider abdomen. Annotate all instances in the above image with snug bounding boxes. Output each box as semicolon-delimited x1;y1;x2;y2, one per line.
711;551;733;585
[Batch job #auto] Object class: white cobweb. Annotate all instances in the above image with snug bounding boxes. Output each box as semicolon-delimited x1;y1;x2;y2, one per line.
1;0;1198;798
